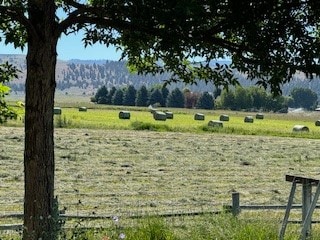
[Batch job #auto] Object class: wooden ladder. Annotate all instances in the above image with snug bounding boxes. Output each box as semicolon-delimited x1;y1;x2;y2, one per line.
279;175;320;240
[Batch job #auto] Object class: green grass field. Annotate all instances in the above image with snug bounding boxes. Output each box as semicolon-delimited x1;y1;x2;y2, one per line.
2;104;320;239
6;103;320;138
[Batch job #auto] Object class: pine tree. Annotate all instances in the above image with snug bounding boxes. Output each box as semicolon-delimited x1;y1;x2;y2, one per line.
167;88;185;108
95;86;108;104
112;88;124;105
149;89;163;107
136;85;149;106
196;92;214;109
123;85;137;106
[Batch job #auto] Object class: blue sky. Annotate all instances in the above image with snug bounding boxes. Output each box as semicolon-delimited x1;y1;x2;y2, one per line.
0;32;122;61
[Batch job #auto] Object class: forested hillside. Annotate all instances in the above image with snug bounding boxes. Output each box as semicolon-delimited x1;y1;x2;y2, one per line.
1;54;319;97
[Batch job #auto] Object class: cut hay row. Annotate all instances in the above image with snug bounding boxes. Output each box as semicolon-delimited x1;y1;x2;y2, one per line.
2;127;320;219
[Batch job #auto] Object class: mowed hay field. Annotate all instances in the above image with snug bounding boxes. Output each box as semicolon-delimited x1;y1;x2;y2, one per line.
1;125;320;224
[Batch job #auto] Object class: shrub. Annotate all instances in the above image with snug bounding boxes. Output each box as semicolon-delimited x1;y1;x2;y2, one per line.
131;121;171;131
55;115;72;128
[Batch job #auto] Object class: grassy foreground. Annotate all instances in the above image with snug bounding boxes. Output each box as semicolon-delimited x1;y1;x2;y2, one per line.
2;104;320;239
2;213;318;240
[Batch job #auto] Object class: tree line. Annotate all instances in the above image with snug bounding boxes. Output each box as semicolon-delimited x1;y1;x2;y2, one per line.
93;85;318;111
217;86;318;112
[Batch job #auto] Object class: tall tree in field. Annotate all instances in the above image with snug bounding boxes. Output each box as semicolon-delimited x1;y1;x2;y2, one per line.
290;87;318;110
167;88;185;108
0;1;319;239
123;84;137;106
135;85;149;107
95;85;108;104
196;92;214;110
149;88;164;107
112;88;124;105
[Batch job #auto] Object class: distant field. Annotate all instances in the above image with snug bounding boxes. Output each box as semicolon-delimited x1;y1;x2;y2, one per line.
6;102;320;138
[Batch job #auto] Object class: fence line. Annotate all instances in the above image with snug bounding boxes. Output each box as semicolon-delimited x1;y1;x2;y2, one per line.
2;192;320;231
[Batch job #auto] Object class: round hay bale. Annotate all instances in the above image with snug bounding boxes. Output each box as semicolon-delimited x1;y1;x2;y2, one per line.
79;107;87;112
244;116;254;123
293;125;309;132
219;114;229;121
256;113;264;119
54;107;62;115
194;113;205;121
315;120;320;126
119;111;131;119
153;111;167;121
208;120;223;128
165;111;174;119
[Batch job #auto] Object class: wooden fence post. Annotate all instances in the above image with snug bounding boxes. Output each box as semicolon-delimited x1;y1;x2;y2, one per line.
232;192;240;216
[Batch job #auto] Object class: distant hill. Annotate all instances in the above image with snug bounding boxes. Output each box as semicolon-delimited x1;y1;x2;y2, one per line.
1;54;319;97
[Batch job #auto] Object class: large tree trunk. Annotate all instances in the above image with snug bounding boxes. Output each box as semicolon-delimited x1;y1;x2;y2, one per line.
23;1;58;239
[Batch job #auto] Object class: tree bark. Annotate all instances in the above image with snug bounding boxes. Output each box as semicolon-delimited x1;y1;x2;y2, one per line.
23;1;58;239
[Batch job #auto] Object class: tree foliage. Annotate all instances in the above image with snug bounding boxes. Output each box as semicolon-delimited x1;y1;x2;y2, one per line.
149;88;164;107
218;87;291;112
167;88;185;108
123;85;137;106
135;85;149;107
290;87;318;110
112;88;124;105
0;62;18;123
94;85;108;104
196;92;214;110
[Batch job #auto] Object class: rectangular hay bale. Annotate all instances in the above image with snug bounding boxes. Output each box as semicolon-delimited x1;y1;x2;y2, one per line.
119;111;131;119
79;107;87;112
165;111;174;119
54;107;62;115
153;111;167;121
256;113;264;119
244;116;254;123
219;114;229;121
208;120;223;128
194;113;205;121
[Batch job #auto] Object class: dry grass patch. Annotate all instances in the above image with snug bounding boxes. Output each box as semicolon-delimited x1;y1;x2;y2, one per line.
1;127;320;225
